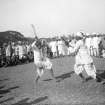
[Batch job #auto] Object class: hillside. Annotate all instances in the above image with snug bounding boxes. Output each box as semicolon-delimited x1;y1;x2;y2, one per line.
0;30;34;45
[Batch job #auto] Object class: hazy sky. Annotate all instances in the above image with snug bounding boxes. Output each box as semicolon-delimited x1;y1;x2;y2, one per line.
0;0;105;38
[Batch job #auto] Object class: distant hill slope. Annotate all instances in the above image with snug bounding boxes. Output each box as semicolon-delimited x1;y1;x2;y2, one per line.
0;30;34;45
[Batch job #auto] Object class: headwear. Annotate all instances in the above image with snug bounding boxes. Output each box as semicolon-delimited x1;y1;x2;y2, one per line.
86;33;90;36
92;32;96;35
76;32;84;37
92;32;96;37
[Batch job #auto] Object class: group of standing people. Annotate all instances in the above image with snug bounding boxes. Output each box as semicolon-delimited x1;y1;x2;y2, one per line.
47;34;105;59
48;38;69;57
85;33;102;57
0;41;33;67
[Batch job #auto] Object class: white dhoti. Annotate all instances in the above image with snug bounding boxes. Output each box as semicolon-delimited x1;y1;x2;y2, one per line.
43;58;52;70
35;58;52;77
74;50;96;79
74;63;96;79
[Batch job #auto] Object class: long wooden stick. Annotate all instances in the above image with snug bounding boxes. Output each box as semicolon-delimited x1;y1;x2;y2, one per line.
31;24;38;39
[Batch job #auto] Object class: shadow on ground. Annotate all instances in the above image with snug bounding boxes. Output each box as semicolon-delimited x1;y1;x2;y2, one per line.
55;71;74;82
11;96;48;105
43;71;74;82
0;78;9;82
0;85;6;89
0;86;19;95
98;70;105;79
0;97;14;104
96;70;105;84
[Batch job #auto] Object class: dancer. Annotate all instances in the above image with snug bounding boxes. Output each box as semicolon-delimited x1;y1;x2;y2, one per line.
71;32;100;82
31;37;56;83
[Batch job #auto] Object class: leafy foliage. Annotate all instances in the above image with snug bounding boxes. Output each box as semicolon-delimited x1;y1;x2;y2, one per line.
0;30;34;45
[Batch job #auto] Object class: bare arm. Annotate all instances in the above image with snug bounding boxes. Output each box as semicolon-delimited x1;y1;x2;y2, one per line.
71;41;81;54
31;41;36;48
31;41;38;51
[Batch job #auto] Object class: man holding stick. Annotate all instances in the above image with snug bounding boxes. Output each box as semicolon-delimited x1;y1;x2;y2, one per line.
31;36;56;83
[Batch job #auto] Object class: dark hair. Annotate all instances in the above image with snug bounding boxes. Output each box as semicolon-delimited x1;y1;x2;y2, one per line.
76;36;83;40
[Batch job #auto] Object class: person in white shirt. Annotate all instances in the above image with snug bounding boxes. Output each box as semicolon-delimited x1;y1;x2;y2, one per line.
0;47;1;57
18;42;27;61
57;39;68;56
5;42;13;66
31;37;56;83
85;35;93;56
92;34;102;57
49;40;57;57
68;39;77;55
71;32;101;82
0;47;2;66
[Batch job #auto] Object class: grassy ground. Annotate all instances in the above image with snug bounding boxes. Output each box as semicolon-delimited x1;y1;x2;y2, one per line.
0;56;105;105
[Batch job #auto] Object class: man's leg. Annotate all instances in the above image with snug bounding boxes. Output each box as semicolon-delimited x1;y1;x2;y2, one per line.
85;63;96;80
90;47;93;56
94;48;97;57
74;64;86;82
96;48;99;57
79;73;86;82
85;63;102;82
50;68;56;80
35;68;44;84
35;75;40;84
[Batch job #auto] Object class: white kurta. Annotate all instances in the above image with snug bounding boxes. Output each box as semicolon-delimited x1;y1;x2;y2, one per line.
6;45;11;57
68;40;76;54
15;45;19;56
93;36;102;56
31;41;42;64
18;45;24;59
85;37;92;49
0;48;1;56
57;40;68;55
74;40;93;65
49;41;57;53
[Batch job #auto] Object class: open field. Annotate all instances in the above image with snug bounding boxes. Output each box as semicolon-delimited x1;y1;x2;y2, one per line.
0;56;105;105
